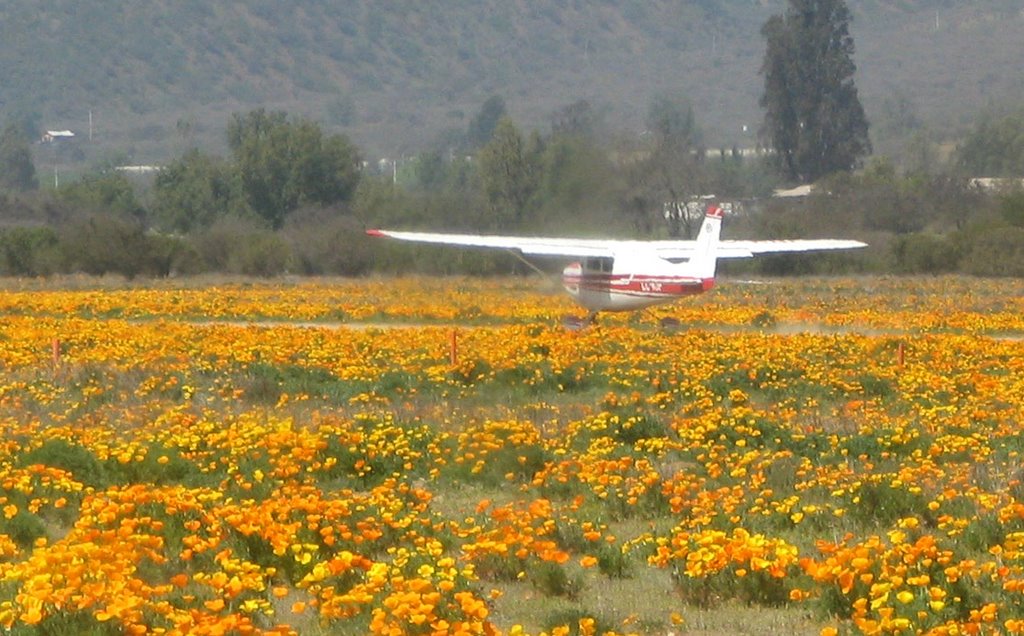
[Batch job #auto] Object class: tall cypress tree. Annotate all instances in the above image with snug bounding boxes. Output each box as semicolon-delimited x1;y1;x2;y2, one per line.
760;0;871;183
478;117;542;229
0;124;38;192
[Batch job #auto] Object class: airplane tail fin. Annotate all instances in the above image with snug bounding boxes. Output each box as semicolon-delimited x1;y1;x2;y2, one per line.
688;205;724;281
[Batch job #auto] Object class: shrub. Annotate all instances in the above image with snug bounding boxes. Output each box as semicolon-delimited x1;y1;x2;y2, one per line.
530;561;583;599
227;231;290;276
596;543;633;579
283;208;374;275
104;445;196;486
959;225;1024;277
242;362;357;405
0;226;61;276
145;233;202;277
752;310;778;328
192;217;291;276
893;232;960;273
543;608;613;636
242;363;284;404
16;611;123;636
19;438;108;487
3;510;48;547
59;214;180;278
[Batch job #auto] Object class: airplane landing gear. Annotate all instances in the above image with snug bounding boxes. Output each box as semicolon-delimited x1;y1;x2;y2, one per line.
561;312;599;331
659;316;682;332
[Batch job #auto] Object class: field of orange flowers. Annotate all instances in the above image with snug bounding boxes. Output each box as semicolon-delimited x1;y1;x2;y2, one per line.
3;275;1024;635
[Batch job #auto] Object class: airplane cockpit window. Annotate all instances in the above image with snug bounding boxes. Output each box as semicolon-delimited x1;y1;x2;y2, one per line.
584;257;614;273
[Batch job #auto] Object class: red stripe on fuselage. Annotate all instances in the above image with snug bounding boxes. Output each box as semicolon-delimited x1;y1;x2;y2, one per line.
563;273;715;297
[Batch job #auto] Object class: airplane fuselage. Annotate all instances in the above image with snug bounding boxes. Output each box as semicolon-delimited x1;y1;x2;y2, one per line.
561;259;715;312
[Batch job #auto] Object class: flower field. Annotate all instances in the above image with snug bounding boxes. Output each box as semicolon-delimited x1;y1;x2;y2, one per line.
3;275;1024;635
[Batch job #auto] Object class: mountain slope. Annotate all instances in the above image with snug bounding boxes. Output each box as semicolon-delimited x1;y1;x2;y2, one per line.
2;1;1022;160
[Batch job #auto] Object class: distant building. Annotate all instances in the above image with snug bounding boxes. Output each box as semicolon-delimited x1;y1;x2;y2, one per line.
969;178;1024;191
704;147;770;160
664;198;743;223
115;165;161;175
773;184;813;198
41;130;75;143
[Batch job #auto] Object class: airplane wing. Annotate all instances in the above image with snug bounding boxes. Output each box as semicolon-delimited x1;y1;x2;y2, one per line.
662;239;869;260
366;229;621;257
367;230;866;259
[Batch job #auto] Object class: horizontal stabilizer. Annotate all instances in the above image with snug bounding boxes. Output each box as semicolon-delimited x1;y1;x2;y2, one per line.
712;239;868;259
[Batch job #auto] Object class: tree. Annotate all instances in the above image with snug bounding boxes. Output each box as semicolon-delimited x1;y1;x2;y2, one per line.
760;0;871;183
644;94;706;238
289;120;362;207
227;109;361;229
152;150;245;233
466;95;507;149
954;108;1024;177
536;134;614;221
550;99;600;140
647;94;700;149
58;172;145;221
478;117;542;229
412;149;448;192
0;124;38;192
227;110;293;227
175;116;199;150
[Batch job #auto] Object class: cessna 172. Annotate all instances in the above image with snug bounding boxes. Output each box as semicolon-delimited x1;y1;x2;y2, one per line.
367;206;866;321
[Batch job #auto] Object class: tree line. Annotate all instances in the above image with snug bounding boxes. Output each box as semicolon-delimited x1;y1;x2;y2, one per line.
0;0;1023;279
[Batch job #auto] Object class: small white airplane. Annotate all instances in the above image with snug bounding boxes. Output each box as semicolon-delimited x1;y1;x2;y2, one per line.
367;206;866;322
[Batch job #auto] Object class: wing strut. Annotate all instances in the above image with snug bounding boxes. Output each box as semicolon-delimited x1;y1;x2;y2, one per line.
507;249;550;279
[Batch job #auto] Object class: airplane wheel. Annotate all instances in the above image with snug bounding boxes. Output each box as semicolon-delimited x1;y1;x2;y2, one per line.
562;315;587;331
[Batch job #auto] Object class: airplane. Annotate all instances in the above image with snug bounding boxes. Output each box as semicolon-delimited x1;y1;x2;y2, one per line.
366;205;866;323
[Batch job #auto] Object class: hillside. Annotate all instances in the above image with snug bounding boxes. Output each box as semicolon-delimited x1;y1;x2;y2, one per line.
2;1;1022;163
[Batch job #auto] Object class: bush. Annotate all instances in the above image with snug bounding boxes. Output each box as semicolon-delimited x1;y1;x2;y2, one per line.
543;609;613;636
0;226;60;276
189;217;239;271
893;233;960;273
959;225;1024;277
3;510;48;548
192;217;290;276
283;208;373;275
104;445;196;486
19;438;108;487
999;189;1024;227
146;233;203;277
227;231;290;276
530;561;583;599
596;543;633;579
57;172;145;221
59;214;175;278
752;310;778;328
